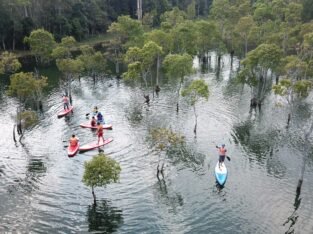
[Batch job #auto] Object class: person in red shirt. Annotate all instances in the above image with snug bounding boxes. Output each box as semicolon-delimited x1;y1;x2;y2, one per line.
97;122;104;145
91;116;96;127
70;134;79;146
63;95;70;110
216;144;227;168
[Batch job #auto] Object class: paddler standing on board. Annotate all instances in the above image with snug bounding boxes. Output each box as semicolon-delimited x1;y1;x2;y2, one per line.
70;134;79;146
96;122;104;145
63;94;70;110
216;144;227;169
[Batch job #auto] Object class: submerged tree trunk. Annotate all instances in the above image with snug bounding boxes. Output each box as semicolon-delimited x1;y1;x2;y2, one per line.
13;124;17;143
296;121;313;197
92;186;96;205
193;105;198;134
177;78;183;112
244;38;248;57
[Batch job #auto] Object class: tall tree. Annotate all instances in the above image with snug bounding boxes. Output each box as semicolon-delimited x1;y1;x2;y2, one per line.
182;79;209;134
83;153;121;205
0;52;21;75
24;29;56;65
163;53;194;112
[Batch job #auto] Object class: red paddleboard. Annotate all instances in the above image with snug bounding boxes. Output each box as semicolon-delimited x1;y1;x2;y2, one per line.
68;143;79;157
79;138;113;152
57;106;74;118
79;122;113;129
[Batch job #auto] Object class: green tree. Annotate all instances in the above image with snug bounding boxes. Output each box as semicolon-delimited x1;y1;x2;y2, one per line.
78;45;107;80
108;15;144;50
124;41;163;98
160;7;187;31
52;36;82;101
150;128;185;179
235;15;255;56
171;20;198;55
7;72;48;107
0;51;21;75
24;29;56;65
82;153;121;204
186;0;196;20
182;79;209;134
273;79;312;126
8;71;48;141
163;53;194;112
144;29;172;55
303;32;313;79
195;20;219;60
56;58;84;100
238;43;283;103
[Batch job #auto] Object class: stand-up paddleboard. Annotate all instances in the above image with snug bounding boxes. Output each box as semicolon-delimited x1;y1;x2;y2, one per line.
68;143;79;157
215;161;227;185
57;106;74;118
79;122;112;129
79;138;113;152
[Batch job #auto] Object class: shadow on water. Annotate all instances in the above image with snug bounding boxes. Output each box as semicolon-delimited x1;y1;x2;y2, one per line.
87;200;123;233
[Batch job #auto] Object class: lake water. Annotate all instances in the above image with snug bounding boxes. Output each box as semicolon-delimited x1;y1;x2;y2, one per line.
0;54;313;233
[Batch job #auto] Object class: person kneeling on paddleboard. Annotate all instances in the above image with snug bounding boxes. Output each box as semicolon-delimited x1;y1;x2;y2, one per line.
91;116;96;127
97;112;105;124
70;134;79;146
97;122;104;145
216;144;227;169
93;106;98;116
63;95;70;110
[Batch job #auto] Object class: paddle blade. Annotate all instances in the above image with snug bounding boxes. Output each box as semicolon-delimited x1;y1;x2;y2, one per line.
227;156;231;161
86;113;90;116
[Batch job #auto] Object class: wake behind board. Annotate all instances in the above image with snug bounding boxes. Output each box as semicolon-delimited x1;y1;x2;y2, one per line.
57;106;74;118
214;161;228;185
79;138;113;152
68;143;79;157
79;122;112;129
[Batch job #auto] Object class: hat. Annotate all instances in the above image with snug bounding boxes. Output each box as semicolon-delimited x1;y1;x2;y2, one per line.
222;144;225;147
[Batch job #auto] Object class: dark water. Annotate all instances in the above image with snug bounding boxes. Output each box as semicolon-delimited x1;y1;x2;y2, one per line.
1;54;313;233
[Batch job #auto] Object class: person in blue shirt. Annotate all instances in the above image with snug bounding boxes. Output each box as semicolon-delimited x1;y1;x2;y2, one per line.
96;112;105;124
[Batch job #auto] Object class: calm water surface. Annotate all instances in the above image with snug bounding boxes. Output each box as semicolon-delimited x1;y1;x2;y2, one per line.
1;54;313;233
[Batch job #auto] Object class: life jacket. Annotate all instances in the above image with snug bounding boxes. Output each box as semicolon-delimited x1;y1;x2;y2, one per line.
91;119;96;126
219;147;226;156
97;113;103;121
97;125;103;134
70;137;78;146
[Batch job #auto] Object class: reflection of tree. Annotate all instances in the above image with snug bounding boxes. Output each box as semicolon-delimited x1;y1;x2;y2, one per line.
153;180;184;214
167;147;204;173
283;184;302;234
232;120;279;163
87;200;123;233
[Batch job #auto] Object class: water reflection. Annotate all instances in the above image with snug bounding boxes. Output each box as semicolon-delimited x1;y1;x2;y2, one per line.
87;200;123;233
232;120;280;163
153;179;184;214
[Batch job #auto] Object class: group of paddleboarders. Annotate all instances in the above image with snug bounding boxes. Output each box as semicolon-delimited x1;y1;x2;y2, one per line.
68;106;106;147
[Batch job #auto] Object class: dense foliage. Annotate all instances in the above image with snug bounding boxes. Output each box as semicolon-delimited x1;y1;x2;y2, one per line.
0;0;213;50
